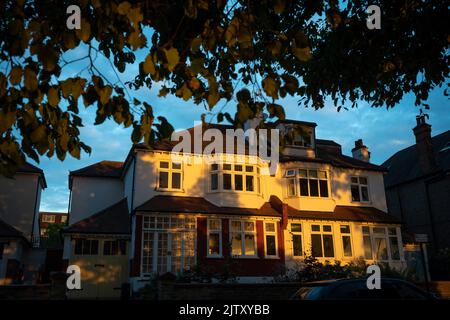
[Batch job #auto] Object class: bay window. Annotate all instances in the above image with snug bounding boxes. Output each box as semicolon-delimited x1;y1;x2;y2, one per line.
210;163;259;193
311;224;334;258
230;220;256;257
351;176;369;202
207;219;222;257
158;161;182;191
264;222;278;257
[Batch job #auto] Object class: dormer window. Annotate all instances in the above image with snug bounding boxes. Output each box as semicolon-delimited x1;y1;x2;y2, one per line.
158;161;183;191
284;125;313;148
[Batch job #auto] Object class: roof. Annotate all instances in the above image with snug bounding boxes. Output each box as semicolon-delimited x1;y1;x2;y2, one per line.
135;195;400;223
0;218;26;239
70;160;124;178
382;130;450;187
64;198;130;235
16;162;47;188
273;119;318;127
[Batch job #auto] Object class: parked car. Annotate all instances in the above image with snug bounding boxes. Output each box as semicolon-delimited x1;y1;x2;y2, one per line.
291;278;438;300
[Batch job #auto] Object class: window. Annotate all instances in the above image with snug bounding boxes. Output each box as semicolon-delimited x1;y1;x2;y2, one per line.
158;161;182;190
311;225;334;258
264;222;278;257
287;169;329;198
60;216;67;223
142;216;196;274
388;227;400;260
373;227;388;260
340;225;353;257
74;239;99;255
42;215;56;223
230;220;256;257
40;228;47;236
351;177;369;202
362;226;373;259
290;223;303;257
210;163;259;193
286;127;312;147
103;240;127;256
207;219;222;257
0;243;4;260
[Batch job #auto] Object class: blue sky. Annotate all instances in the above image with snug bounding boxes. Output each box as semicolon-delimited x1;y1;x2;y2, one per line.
36;45;450;212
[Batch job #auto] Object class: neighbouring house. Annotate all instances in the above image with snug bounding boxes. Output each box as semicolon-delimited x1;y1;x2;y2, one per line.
383;115;450;278
0;162;47;285
39;212;68;237
63;120;405;299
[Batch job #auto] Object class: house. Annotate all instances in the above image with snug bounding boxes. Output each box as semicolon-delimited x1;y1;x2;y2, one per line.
39;212;68;237
0;162;47;285
383;115;450;277
62;120;404;298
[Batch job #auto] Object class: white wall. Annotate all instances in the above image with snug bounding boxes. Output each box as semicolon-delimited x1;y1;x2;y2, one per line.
69;177;124;224
0;173;41;240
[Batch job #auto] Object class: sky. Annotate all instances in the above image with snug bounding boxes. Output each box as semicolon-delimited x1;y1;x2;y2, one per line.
36;44;450;212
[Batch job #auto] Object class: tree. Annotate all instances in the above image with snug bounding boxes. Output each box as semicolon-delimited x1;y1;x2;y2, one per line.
0;0;448;176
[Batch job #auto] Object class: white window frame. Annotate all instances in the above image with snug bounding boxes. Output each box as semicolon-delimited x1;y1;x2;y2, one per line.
158;161;183;191
207;219;222;258
310;224;335;258
339;224;353;258
290;222;303;258
350;176;370;203
264;221;278;258
362;225;402;262
209;163;259;194
229;220;257;258
286;169;330;198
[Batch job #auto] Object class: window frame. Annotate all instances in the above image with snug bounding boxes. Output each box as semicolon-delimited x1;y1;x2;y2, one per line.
350;176;370;203
73;238;99;256
310;224;335;258
264;221;278;258
285;168;330;199
290;222;303;258
340;224;353;258
209;163;260;194
207;218;222;258
362;225;402;262
229;220;258;258
158;160;183;191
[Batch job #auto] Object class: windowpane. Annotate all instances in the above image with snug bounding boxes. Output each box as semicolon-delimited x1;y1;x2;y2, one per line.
323;235;334;257
309;170;318;178
351;185;360;201
244;234;256;255
211;163;219;171
209;233;220;255
287;179;296;196
311;225;320;232
211;173;218;190
362;226;370;234
223;173;232;190
293;235;302;257
298;169;307;178
361;186;369;201
309;179;319;196
319;180;329;197
266;235;276;256
318;171;327;179
119;240;127;255
359;177;368;185
245;165;254;172
159;171;169;189
389;237;400;260
323;225;332;232
91;240;98;255
245;175;254;192
74;239;82;255
363;236;373;259
340;225;350;234
299;178;309;196
160;161;169;168
265;222;275;232
375;238;388;260
342;236;352;257
351;177;358;183
235;174;243;191
172;162;181;170
223;164;232;170
234;165;242;171
231;221;241;232
0;243;4;260
244;221;254;232
388;228;397;235
291;223;301;232
172;172;181;189
209;219;221;230
311;234;323;257
373;227;386;234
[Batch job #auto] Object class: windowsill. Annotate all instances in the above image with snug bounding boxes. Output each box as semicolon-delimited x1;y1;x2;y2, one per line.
264;256;280;260
351;201;371;204
156;188;185;193
231;255;259;259
207;189;259;195
207;255;223;259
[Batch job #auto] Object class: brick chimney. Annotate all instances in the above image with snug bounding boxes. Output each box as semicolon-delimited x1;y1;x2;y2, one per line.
352;139;370;162
413;115;436;174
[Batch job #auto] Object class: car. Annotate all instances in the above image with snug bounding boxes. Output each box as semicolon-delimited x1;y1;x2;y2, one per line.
290;278;438;300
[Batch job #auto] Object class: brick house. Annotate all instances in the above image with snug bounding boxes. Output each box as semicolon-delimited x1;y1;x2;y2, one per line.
62;119;405;298
39;212;68;237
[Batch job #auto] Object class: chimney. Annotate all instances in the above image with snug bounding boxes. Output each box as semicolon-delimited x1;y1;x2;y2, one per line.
413;115;436;174
352;139;370;162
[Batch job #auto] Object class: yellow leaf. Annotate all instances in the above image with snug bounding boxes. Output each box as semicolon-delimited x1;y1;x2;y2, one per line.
30;125;46;143
143;53;156;75
262;77;279;99
117;1;131;15
59;132;69;152
72;78;86;100
63;32;76;49
128;31;146;50
24;68;38;91
293;46;312;62
61;79;73;98
76;19;91;43
188;77;201;90
176;84;192;101
9;66;22;85
70;145;81;159
0;110;16;133
163;47;180;72
47;87;60;107
99;85;112;105
127;7;143;25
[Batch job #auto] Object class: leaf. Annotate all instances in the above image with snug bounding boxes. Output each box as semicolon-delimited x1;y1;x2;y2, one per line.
267;103;285;120
75;19;91;43
158;87;169;97
99;85;112;105
117;1;131;15
47;87;60;107
24;68;38;91
0;110;16;133
30;125;46;143
61;79;73;98
69;144;80;159
9;66;22;85
143;53;156;75
188;77;201;90
163;47;180;71
127;7;143;25
128;31;146;50
262;76;279;99
293;46;312;62
176;84;192;101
